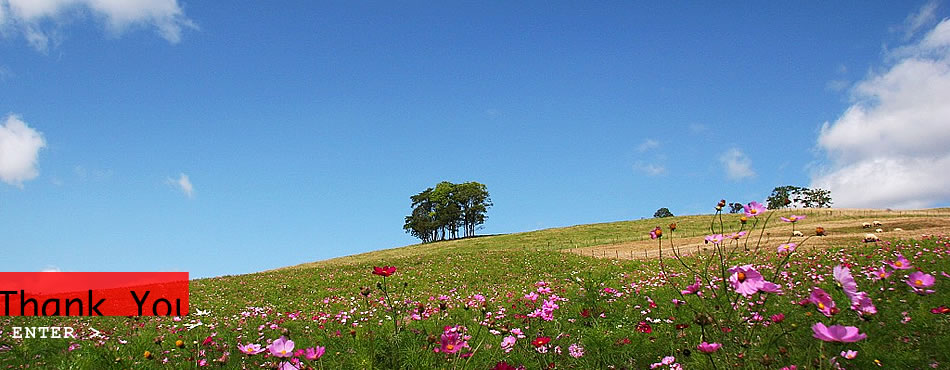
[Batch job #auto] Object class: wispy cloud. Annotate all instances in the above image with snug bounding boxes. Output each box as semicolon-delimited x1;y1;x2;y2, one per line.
637;139;659;152
634;161;666;176
812;18;950;208
0;0;197;52
897;0;939;40
719;148;755;180
168;173;194;198
0;114;46;187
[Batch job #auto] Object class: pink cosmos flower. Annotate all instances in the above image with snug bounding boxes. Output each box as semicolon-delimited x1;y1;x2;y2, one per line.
809;287;837;317
907;271;936;294
770;313;785;323
849;291;877;316
304;347;325;360
812;322;866;342
866;266;891;281
278;362;298;370
500;336;516;353
650;226;663;240
568;343;585;358
705;234;724;245
760;281;784;294
777;243;797;254
887;254;913;270
728;231;747;240
697;342;722;353
780;215;805;223
238;343;266;355
728;265;770;297
268;336;295;358
372;266;397;277
841;350;858;360
743;201;766;218
681;277;702;295
833;265;858;296
439;325;469;354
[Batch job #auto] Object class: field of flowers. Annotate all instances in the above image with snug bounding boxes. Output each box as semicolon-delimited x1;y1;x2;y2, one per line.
2;203;950;369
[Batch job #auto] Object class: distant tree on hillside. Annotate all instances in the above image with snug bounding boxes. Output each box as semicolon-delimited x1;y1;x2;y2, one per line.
404;181;491;243
654;207;674;218
766;185;832;209
728;202;744;214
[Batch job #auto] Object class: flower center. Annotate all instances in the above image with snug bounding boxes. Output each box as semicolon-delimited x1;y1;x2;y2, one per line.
880;272;886;278
817;302;825;309
446;344;454;350
915;279;923;286
737;272;746;282
750;209;757;215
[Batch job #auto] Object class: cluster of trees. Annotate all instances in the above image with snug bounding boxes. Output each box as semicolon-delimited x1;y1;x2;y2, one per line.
403;181;492;243
765;186;832;209
654;207;674;218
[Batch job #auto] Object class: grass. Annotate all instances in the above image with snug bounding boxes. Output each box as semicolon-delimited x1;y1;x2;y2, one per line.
2;207;950;369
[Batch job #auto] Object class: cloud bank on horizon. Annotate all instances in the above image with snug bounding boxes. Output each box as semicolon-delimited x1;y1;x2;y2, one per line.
812;15;950;209
0;0;195;52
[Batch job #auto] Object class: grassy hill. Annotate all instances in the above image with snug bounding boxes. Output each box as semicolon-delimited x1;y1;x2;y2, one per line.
4;207;950;369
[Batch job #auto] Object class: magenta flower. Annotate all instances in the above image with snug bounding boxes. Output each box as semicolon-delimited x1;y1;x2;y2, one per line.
649;226;663;240
568;343;585;358
849;291;877;316
728;265;769;297
777;243;797;254
743;201;766;218
303;346;325;360
887;254;913;270
809;287;837;317
833;265;858;296
697;342;722;353
812;323;866;342
728;231;748;240
780;215;805;223
268;336;295;358
866;266;892;281
907;271;936;294
705;234;724;245
760;281;784;294
681;277;702;295
237;343;266;355
770;313;785;323
841;350;858;360
439;326;469;354
500;336;516;353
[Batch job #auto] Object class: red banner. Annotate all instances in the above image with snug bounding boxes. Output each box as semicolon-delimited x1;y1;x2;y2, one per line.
0;272;189;316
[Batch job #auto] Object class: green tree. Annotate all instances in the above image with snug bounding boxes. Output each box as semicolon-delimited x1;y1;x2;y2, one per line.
802;188;833;208
654;207;674;218
404;181;492;242
728;202;744;214
766;186;803;209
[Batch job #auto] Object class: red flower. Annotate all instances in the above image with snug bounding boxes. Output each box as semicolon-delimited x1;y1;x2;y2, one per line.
636;321;652;333
372;266;397;277
531;337;551;347
201;335;214;346
931;306;950;314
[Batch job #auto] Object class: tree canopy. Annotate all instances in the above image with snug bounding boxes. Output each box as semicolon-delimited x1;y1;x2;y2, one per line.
654;207;674;218
766;186;833;209
403;181;492;243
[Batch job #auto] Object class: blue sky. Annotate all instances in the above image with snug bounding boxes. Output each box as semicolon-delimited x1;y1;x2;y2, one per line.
2;1;950;277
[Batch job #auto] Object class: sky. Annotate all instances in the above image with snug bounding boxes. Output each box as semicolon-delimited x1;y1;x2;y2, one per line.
2;1;950;278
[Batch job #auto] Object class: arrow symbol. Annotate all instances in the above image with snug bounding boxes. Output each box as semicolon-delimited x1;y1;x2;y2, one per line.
89;327;101;338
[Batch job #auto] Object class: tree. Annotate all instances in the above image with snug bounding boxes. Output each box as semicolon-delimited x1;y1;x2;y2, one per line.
654;207;674;218
802;188;833;208
728;202;744;214
766;185;832;209
766;186;802;209
404;181;492;242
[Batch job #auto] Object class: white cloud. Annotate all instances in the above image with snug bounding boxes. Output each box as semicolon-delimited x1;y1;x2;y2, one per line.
0;114;46;187
168;172;193;198
719;148;755;180
0;0;196;51
812;18;950;209
637;139;659;152
900;1;939;40
634;161;666;176
40;265;61;272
